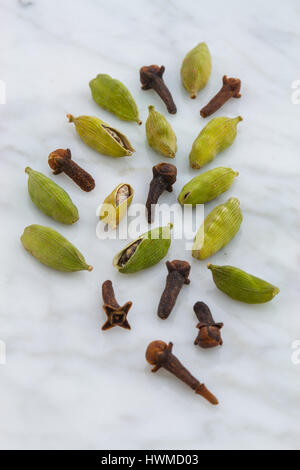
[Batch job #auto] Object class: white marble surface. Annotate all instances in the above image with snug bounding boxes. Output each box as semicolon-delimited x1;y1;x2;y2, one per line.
0;0;299;450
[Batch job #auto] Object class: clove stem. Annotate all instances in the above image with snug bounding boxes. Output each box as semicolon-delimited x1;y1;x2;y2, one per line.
102;280;119;309
146;163;177;223
48;148;95;192
146;341;218;405
200;75;241;118
140;65;177;114
158;261;190;319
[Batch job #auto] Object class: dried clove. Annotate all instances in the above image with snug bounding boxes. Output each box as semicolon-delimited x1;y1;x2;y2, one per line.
200;75;241;118
101;280;132;330
48;148;95;192
146;341;218;405
146;163;177;223
193;302;223;349
157;260;191;320
140;65;177;114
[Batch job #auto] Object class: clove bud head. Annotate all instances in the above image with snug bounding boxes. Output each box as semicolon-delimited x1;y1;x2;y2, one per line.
146;340;167;365
195;325;223;349
194;302;223;349
140;65;165;89
48;148;71;174
153;162;177;187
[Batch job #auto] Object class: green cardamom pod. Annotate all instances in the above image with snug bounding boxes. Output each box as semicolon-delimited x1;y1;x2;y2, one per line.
67;114;135;157
100;183;134;229
113;223;173;273
21;225;92;272
189;116;242;169
145;105;177;158
178;167;239;206
89;74;141;125
193;197;242;260
181;42;211;99
207;264;280;303
25;167;79;225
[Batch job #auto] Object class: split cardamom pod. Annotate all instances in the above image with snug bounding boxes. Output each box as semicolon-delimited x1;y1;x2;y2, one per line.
178;167;239;206
100;183;134;229
67;114;135;157
89;74;141;125
145;105;177;158
113;223;173;273
193;197;242;260
21;225;93;272
189;116;242;169
207;264;280;304
25;167;79;225
181;42;211;99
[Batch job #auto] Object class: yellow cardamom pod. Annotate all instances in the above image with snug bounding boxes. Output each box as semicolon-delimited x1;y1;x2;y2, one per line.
207;264;280;304
113;223;173;273
100;183;134;229
181;42;212;99
193;197;242;260
89;74;141;125
145;105;177;158
21;225;93;272
67;114;135;157
189;116;242;169
25;167;79;224
178;167;239;206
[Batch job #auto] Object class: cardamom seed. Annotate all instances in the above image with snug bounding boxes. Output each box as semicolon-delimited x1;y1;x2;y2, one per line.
25;167;79;224
207;264;280;304
181;42;211;99
21;225;92;272
189;116;242;169
67;114;135;157
113;223;173;273
89;74;141;125
145;105;177;158
100;183;134;229
178;167;239;206
193;197;242;260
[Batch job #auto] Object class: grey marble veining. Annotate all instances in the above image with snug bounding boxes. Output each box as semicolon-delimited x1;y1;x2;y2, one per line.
0;0;299;450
